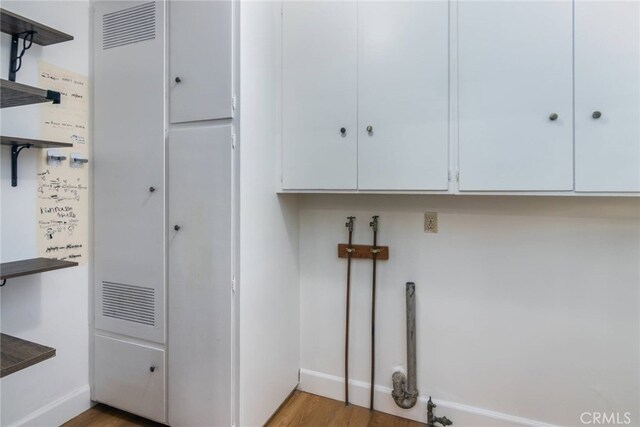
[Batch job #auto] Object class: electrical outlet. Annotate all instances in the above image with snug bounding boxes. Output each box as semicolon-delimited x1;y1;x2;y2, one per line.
424;212;438;233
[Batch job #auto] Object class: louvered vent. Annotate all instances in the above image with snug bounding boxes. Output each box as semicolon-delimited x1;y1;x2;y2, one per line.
102;281;155;326
102;2;155;50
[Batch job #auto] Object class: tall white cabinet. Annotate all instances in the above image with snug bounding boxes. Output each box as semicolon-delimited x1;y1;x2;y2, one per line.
282;0;450;191
93;0;235;425
575;0;640;192
167;126;233;427
94;0;166;347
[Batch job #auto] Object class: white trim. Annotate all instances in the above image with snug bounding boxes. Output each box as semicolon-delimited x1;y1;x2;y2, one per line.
299;368;561;427
7;384;92;427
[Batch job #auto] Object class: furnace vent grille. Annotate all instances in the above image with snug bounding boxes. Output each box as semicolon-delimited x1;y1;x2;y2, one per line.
102;2;155;50
102;281;155;326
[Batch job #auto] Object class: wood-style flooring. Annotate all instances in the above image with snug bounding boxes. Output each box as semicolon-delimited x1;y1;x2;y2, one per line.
62;404;163;427
63;390;425;427
266;391;425;427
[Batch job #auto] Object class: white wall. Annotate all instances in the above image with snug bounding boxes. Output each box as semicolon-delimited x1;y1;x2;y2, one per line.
299;195;640;427
239;2;300;426
0;2;92;425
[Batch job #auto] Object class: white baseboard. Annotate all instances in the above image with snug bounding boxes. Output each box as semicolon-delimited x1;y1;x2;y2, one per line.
8;384;93;427
299;368;560;427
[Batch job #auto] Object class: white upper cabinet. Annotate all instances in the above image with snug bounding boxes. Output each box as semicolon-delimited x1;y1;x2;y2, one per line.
169;0;232;123
575;0;640;192
458;0;574;191
282;1;358;190
357;1;449;190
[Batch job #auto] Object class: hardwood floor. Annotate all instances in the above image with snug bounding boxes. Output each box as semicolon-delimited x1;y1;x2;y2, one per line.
265;391;425;427
64;391;425;427
62;404;163;427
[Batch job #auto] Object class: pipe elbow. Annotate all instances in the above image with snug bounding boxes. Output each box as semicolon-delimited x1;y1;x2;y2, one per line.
391;371;418;409
394;396;418;409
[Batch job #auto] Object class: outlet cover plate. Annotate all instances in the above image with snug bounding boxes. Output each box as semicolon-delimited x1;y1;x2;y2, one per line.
424;212;438;233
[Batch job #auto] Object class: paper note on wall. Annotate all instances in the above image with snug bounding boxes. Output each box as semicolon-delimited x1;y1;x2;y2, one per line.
36;61;89;264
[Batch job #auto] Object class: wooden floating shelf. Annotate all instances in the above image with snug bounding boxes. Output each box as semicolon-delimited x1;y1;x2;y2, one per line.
338;244;389;260
0;135;73;149
1;257;79;281
1;79;60;109
0;8;73;46
1;333;56;378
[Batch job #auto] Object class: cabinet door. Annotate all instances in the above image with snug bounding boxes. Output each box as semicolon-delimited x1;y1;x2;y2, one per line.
358;1;449;190
94;335;166;423
282;1;358;190
169;0;232;123
168;126;233;427
458;1;573;191
94;0;165;344
575;1;640;192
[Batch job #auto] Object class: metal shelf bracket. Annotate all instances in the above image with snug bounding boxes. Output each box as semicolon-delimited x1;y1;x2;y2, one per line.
9;31;36;82
11;143;32;187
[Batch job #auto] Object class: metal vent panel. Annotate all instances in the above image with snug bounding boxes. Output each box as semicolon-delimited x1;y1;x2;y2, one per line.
103;2;156;50
102;281;155;326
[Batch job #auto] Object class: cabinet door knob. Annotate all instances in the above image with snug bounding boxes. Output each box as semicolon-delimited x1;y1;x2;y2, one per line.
149;186;156;193
549;113;558;121
150;366;156;373
175;77;182;83
366;125;373;133
340;127;346;135
592;111;602;119
174;225;181;231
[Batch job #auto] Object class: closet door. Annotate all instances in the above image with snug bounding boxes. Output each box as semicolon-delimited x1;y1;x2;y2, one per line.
168;126;233;427
458;1;573;191
282;1;358;190
169;0;232;123
94;0;165;344
575;0;640;192
358;1;449;190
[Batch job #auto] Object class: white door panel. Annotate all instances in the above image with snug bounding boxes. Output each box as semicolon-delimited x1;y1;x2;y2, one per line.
358;1;449;190
169;0;232;123
458;1;574;191
575;0;640;192
168;126;233;427
282;1;358;190
94;0;165;343
94;335;166;423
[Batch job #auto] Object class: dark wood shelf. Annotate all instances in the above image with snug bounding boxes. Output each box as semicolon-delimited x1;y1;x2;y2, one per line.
1;79;60;109
0;135;73;149
0;8;73;46
1;258;78;280
1;333;56;378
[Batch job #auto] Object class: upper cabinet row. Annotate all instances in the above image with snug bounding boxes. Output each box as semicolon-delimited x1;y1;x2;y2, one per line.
281;0;639;194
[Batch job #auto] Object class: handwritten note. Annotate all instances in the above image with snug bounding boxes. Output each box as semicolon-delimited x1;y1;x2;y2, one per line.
36;62;89;264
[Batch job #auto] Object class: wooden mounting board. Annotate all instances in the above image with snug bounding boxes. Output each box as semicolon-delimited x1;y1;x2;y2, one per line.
338;244;389;260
